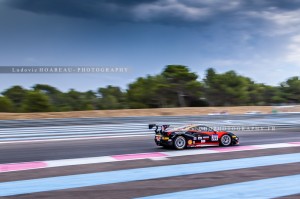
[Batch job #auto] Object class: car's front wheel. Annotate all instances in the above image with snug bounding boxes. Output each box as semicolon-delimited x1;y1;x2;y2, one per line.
173;136;186;150
220;134;232;146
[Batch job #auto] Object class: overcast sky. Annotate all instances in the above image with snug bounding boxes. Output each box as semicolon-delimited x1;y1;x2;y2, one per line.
0;0;300;92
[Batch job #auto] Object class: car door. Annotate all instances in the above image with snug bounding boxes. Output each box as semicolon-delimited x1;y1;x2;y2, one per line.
195;126;219;146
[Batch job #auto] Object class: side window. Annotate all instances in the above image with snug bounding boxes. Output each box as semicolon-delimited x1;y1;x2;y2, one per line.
193;126;201;131
197;126;214;132
198;126;204;131
190;127;196;131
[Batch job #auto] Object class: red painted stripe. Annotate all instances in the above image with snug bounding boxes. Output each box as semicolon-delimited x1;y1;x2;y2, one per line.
0;162;47;172
289;142;300;145
112;152;167;160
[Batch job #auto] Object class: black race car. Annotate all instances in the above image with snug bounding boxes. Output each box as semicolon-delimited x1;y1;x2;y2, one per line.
149;124;239;150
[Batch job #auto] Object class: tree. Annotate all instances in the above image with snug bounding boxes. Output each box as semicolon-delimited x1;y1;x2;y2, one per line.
262;85;284;104
280;76;300;103
21;91;52;112
2;86;27;111
127;75;168;108
204;69;249;106
33;84;68;111
64;89;98;111
127;66;204;108
247;82;265;105
203;68;219;105
65;89;84;111
161;65;202;107
0;96;14;112
84;90;98;110
98;85;126;109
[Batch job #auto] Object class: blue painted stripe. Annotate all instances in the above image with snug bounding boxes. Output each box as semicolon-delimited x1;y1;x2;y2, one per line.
136;174;300;199
0;153;299;196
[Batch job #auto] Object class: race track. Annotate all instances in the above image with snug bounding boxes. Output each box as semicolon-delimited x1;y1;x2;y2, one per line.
0;128;300;164
0;114;299;198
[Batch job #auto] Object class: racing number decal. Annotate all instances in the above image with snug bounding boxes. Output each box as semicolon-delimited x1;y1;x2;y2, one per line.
211;134;218;141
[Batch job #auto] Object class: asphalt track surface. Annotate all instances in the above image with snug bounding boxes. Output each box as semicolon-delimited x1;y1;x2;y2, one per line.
0;113;299;163
0;114;300;198
0;128;299;164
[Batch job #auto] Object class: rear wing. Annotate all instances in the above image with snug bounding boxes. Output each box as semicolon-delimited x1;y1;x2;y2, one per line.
148;124;170;132
148;124;157;129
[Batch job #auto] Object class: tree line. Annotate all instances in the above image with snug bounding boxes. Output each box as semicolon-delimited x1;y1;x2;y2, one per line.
0;65;299;112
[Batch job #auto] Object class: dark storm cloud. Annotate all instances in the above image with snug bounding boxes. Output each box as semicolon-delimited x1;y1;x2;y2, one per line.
3;0;158;21
3;0;300;24
4;0;127;21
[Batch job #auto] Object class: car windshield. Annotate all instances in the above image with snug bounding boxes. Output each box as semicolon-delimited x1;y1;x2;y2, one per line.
170;125;191;130
170;125;214;131
194;126;215;132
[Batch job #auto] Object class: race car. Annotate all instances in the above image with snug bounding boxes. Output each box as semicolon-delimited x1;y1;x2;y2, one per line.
149;124;239;150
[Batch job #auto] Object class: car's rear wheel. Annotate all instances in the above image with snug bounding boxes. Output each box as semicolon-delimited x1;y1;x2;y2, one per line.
220;134;232;146
173;136;186;150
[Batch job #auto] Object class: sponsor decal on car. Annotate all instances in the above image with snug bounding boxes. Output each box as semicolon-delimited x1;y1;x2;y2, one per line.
162;137;169;140
211;134;218;141
188;140;193;145
202;136;209;139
